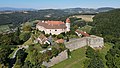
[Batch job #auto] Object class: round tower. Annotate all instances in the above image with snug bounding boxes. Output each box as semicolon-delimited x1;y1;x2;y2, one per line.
66;18;70;32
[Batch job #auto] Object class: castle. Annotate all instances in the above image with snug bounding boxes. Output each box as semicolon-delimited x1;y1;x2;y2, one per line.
36;18;70;35
36;18;104;67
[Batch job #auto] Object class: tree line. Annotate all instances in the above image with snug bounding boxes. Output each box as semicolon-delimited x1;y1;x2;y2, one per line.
90;9;120;68
90;9;120;43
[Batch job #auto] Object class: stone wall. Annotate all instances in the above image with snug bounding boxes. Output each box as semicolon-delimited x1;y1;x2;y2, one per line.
42;50;68;67
65;35;104;51
87;35;104;48
42;35;104;67
65;37;88;51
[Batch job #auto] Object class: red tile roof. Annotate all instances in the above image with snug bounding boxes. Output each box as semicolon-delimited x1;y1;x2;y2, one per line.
37;21;66;29
55;39;64;43
76;29;90;37
47;21;64;25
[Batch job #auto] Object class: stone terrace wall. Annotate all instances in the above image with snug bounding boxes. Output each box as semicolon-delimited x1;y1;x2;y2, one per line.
65;37;88;51
42;50;68;67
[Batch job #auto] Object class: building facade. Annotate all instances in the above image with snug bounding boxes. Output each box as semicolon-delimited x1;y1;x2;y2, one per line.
36;18;70;35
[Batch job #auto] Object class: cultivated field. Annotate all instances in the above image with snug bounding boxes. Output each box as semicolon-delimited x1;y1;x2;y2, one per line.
72;15;95;22
0;24;10;33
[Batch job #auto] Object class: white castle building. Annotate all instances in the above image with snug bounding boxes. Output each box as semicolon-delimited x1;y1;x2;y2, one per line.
36;18;70;35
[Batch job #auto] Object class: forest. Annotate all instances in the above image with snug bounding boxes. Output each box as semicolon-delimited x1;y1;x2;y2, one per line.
90;9;120;68
90;9;120;43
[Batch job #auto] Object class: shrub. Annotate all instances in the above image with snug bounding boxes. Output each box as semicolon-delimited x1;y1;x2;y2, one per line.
57;34;64;39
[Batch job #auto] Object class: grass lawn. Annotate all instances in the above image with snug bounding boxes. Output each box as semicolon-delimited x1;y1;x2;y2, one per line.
51;43;112;68
23;37;33;46
52;47;87;68
80;25;92;33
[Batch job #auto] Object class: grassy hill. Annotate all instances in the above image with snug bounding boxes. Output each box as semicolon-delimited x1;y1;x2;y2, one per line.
52;43;112;68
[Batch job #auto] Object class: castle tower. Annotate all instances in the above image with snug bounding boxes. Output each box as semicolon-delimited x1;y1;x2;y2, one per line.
66;18;70;32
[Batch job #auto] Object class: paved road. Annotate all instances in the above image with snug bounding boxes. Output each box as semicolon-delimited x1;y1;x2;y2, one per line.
11;45;28;68
12;45;28;58
12;47;22;58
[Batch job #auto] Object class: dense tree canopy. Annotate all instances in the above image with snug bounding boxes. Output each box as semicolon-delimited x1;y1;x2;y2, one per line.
85;46;104;68
86;46;96;58
14;49;28;67
105;43;120;68
0;46;12;65
19;32;31;42
90;9;120;43
88;56;104;68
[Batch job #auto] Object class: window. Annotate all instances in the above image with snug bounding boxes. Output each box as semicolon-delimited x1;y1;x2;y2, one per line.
55;30;57;31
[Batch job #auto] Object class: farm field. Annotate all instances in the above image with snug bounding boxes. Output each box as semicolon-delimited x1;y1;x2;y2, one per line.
73;15;95;22
0;24;10;33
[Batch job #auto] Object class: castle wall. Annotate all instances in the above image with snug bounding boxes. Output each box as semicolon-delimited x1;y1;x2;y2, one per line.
42;50;68;67
65;37;87;51
87;35;104;48
65;35;104;51
42;35;104;67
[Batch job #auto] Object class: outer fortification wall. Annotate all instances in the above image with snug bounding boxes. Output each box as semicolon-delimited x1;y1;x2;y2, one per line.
42;50;68;67
65;35;104;51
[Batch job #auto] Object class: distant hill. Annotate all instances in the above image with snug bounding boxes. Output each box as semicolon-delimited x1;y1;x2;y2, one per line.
62;8;96;14
0;7;116;13
0;7;36;11
62;7;115;14
0;7;117;26
97;7;115;12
